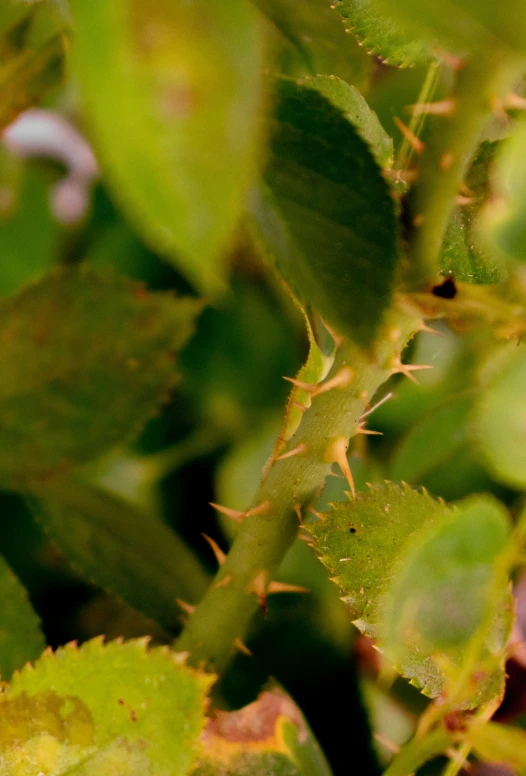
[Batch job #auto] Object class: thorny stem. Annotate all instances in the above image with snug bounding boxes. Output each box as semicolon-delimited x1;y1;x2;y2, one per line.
177;304;422;672
382;729;454;776
396;59;440;172
406;52;522;289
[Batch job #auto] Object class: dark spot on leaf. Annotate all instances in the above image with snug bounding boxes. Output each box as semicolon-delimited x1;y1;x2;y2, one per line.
130;709;137;722
117;699;125;705
349;527;357;534
432;276;457;299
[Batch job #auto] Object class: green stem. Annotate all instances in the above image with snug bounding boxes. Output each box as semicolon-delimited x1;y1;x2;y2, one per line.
406;52;521;289
177;304;421;672
383;729;454;776
396;59;440;172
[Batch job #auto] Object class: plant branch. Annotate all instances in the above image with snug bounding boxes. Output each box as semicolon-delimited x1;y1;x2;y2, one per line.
405;52;522;289
382;729;454;776
177;302;422;672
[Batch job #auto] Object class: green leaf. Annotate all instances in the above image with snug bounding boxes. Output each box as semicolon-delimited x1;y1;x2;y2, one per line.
69;0;266;295
374;0;526;55
299;76;393;169
30;482;210;632
0;0;68;128
441;142;508;284
469;721;526;771
250;79;399;347
390;394;473;484
485;123;526;264
333;0;434;67
253;0;371;86
0;266;200;490
192;689;333;776
309;485;512;699
0;553;44;680
473;343;526;487
0;637;213;775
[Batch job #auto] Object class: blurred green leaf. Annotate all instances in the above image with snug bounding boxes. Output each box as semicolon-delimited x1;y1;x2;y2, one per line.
0;160;59;296
374;0;526;54
0;637;213;775
253;0;371;86
30;481;209;632
250;79;399;347
0;553;44;680
70;0;266;295
485;123;526;264
0;0;68;128
192;689;333;776
333;0;434;67
390;394;473;483
441;142;507;284
300;75;393;168
469;721;526;770
473;343;526;487
0;266;200;489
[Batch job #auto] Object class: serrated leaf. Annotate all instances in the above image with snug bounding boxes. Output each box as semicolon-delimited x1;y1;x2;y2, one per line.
309;485;512;699
0;0;68;129
309;483;449;635
441;142;507;284
0;637;213;776
30;482;209;633
299;76;393;169
0;266;200;490
473;343;526;487
69;0;266;295
250;79;399;347
469;721;526;770
192;689;333;776
333;0;434;67
0;553;44;680
253;0;371;86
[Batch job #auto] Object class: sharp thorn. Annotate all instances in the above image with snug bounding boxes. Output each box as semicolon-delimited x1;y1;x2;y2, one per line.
292;401;308;413
407;98;456;116
307;506;325;521
214;574;233;589
324;436;355;498
201;534;226;566
419;322;443;336
249;570;268;615
294;503;303;524
275;442;309;461
357;423;383;436
234;638;253;657
283;376;317;392
209;502;245;522
311;367;355;397
393;117;425;154
268;581;309;594
506;92;526;110
177;599;196;615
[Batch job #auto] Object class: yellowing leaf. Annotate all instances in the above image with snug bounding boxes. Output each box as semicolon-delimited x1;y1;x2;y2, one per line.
0;638;214;776
70;0;266;295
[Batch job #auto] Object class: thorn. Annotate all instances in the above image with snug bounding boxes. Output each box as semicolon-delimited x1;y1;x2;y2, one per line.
311;366;355;397
419;321;443;336
177;599;196;615
292;401;308;413
456;194;477;206
407;98;456;116
327;469;345;478
440;151;454;170
201;534;226;566
360;392;393;419
275;442;309;461
374;733;401;754
506;92;526;110
357;422;383;436
294;503;303;524
383;168;419;185
283;375;317;392
320;318;344;348
324;436;355;498
390;359;433;384
234;638;253;657
393;117;425;154
434;48;465;70
249;570;268;614
307;506;325;521
214;574;232;589
209;502;244;523
268;581;309;594
245;500;271;518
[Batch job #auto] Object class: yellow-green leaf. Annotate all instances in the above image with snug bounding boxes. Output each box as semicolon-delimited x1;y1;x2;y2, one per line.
469;721;526;771
0;638;214;776
69;0;266;295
